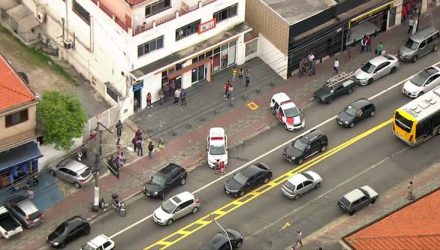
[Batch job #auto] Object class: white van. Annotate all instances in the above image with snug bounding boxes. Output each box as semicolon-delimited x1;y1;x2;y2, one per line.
207;127;228;168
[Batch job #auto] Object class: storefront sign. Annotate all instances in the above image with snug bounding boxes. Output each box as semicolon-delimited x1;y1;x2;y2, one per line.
198;18;216;34
132;80;144;92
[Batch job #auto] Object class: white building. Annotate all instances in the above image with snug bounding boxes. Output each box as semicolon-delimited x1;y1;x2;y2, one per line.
20;0;250;120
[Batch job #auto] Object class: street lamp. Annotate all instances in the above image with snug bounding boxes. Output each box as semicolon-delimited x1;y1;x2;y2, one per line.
210;214;232;250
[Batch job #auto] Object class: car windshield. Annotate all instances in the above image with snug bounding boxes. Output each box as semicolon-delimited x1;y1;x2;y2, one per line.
360;62;375;74
81;243;96;250
302;172;313;181
151;174;167;186
339;197;351;208
293;138;308;151
284;107;300;117
345;105;358;117
161;199;177;214
410;70;431;86
233;173;248;185
55;223;66;235
405;38;419;50
283;181;295;191
209;145;226;155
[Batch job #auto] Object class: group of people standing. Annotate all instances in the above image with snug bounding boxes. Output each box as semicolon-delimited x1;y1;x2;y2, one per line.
224;66;250;100
131;129;155;159
360;34;384;56
159;81;187;105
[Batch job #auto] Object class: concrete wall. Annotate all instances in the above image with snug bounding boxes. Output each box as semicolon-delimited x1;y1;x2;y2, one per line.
258;34;288;79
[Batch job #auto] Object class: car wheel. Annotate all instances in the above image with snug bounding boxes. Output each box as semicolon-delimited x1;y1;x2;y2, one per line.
294;194;301;200
326;98;333;104
297;158;304;165
371;199;376;204
390;67;397;74
315;182;321;189
192;207;199;214
349;210;355;216
74;182;81;189
320;145;327;152
412;55;418;63
181;178;186;185
239;190;245;197
434;45;439;52
49;170;56;177
166;219;174;226
367;78;374;85
236;240;242;248
418;91;424;97
347;88;353;94
370;110;375;117
349;122;355;128
263;177;269;184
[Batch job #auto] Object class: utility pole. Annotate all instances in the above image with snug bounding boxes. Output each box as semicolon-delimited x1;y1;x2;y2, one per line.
92;121;112;212
210;214;232;250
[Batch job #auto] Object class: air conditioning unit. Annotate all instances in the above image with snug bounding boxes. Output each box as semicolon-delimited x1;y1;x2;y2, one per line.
37;12;47;23
63;39;73;49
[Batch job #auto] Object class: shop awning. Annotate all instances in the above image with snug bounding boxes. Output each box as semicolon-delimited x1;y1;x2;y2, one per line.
0;142;43;172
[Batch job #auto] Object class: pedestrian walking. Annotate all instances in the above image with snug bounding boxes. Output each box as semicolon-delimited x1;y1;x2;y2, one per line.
333;58;339;75
408;17;415;34
169;81;176;98
232;66;238;81
136;138;143;156
116;120;123;138
148;140;154;159
227;84;234;100
238;67;243;79
345;46;352;62
308;53;316;76
180;88;187;105
146;92;152;109
407;181;415;200
375;41;384;55
174;88;181;104
119;152;126;167
366;35;372;52
292;229;303;249
163;84;170;102
245;69;250;87
224;81;231;100
135;129;142;139
360;35;367;53
132;137;138;152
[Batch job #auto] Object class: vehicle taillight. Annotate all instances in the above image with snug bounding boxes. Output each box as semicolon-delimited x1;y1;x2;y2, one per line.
80;179;85;183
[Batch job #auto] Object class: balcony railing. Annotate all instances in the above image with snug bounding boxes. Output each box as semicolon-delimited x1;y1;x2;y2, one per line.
91;0;129;32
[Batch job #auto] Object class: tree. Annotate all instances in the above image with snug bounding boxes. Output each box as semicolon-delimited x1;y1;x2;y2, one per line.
38;91;88;150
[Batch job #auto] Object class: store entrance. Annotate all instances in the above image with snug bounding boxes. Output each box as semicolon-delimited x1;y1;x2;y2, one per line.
133;88;141;112
346;9;389;46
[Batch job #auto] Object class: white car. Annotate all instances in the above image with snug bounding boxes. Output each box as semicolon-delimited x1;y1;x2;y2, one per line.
402;66;440;98
281;171;322;199
153;191;200;226
81;234;115;250
354;54;399;86
270;92;305;131
207;127;228;168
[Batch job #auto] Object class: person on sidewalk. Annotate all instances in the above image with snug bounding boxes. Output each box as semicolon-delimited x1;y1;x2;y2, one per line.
163;84;170;102
366;34;372;52
308;53;316;76
174;88;181;104
116;120;123;138
245;69;250;87
408;17;415;34
360;35;367;53
292;229;303;249
132;137;138;152
224;81;231;100
148;140;154;159
232;66;238;81
333;58;339;75
375;41;384;55
180;88;187;105
136;138;143;156
238;67;243;79
407;181;415;200
227;84;234;100
146;92;152;109
345;46;352;62
135;129;142;139
118;152;126;168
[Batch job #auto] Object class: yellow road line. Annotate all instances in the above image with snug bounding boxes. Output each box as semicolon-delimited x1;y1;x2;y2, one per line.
145;119;392;250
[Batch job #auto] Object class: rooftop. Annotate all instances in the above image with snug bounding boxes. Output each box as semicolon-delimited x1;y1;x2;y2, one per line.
344;188;440;249
0;54;36;112
261;0;336;25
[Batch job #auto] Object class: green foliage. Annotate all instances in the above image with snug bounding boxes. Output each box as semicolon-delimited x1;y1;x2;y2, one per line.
38;91;88;150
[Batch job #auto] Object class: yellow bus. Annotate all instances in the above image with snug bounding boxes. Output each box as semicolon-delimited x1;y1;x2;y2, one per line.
392;86;440;146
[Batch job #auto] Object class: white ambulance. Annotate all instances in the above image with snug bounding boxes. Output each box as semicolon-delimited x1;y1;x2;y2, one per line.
207;127;228;168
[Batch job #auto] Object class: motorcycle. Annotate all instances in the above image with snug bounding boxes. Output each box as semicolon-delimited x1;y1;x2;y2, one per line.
111;193;126;217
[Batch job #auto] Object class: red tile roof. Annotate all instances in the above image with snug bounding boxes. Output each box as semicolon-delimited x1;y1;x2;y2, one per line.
344;189;440;250
0;54;36;111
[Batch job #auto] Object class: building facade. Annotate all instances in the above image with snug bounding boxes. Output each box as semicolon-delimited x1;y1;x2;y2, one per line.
18;0;249;120
0;54;42;190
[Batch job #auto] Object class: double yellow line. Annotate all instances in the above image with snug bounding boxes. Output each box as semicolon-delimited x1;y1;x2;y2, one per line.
145;119;392;250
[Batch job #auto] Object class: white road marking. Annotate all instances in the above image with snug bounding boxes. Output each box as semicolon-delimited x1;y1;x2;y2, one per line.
249;157;390;237
109;61;440;240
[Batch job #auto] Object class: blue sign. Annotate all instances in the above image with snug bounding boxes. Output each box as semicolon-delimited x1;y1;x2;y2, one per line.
133;81;144;92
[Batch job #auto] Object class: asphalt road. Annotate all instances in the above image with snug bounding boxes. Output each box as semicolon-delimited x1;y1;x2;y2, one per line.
62;52;440;250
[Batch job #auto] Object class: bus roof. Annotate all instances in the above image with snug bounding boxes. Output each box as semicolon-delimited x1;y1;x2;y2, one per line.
398;87;440;121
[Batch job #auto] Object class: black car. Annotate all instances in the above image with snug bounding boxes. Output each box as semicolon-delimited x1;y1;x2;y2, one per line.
224;163;272;197
283;130;328;165
313;78;356;104
205;228;244;250
47;216;90;248
143;163;187;199
336;98;376;128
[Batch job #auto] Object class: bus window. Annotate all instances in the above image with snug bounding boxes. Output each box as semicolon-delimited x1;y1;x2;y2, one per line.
416;120;432;138
395;111;413;133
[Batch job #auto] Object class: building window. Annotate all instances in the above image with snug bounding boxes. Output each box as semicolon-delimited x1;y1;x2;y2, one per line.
72;0;90;24
213;4;238;23
176;20;201;41
138;36;164;57
145;0;171;17
5;109;29;128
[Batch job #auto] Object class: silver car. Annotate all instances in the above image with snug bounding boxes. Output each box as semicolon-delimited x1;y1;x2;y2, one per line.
402;66;440;98
5;195;44;228
50;159;92;188
354;54;399;86
281;171;322;199
153;191;200;226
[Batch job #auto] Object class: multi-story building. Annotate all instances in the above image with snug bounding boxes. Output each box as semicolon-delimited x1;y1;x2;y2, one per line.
0;54;42;190
19;0;250;120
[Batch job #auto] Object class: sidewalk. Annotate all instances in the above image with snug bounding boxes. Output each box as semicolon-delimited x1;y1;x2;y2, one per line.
2;6;439;250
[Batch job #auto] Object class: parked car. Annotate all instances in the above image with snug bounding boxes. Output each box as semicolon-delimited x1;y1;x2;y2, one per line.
207;127;228;168
281;171;322;199
224;163;272;197
313;78;356;104
153;191;200;226
354;54;399;86
205;228;244;250
0;206;23;239
143;163;187;199
336;98;376;128
5;195;44;229
47;216;90;248
283;129;328;165
81;234;115;250
270;92;305;131
49;159;92;188
402;66;440;98
399;26;439;63
338;185;379;215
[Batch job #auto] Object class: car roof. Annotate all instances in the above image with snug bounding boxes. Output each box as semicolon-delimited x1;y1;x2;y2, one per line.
63;159;88;173
15;199;39;214
272;92;291;103
343;188;366;203
172;191;194;204
89;234;112;247
159;163;183;175
65;215;87;226
303;129;324;141
368;55;391;66
350;98;372;109
287;173;308;185
410;26;439;41
419;66;440;77
242;164;266;177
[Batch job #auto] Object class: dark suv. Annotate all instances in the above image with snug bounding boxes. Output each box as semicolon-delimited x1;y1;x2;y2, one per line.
143;163;187;199
283;130;328;165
